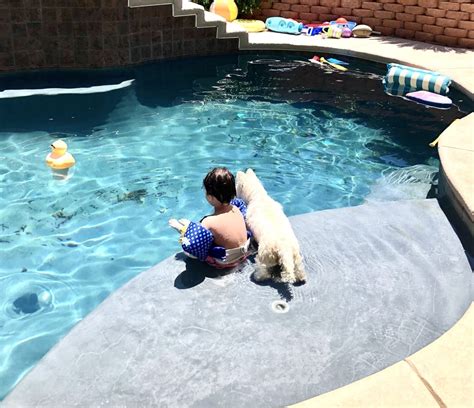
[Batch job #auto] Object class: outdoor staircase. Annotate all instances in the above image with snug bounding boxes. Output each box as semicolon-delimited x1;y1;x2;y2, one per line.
129;0;252;47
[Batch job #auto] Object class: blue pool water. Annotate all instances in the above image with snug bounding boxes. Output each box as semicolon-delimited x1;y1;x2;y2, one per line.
0;54;471;398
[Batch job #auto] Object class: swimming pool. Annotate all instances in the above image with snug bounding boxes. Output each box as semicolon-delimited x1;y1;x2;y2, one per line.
0;54;471;398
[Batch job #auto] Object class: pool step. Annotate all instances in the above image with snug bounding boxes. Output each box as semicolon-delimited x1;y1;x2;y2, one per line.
129;0;249;42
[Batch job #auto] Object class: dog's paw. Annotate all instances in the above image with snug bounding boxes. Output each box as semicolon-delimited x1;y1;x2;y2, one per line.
252;269;271;282
293;278;306;286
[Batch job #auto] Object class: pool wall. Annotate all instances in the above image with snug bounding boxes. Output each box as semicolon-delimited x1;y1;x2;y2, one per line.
437;114;474;254
0;0;238;72
0;0;473;74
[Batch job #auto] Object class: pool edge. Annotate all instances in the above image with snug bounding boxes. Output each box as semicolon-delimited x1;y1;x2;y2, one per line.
290;303;473;408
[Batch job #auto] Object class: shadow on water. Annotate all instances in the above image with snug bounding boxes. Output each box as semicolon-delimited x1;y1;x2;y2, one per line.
133;55;240;108
0;55;241;135
0;53;471;141
0;69;131;134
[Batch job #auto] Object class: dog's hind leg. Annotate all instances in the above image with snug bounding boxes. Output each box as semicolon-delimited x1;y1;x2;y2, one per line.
279;248;297;284
253;261;272;282
251;252;273;282
293;251;306;283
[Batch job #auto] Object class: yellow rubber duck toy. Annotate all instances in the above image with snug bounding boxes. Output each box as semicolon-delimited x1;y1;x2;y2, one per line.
45;140;75;170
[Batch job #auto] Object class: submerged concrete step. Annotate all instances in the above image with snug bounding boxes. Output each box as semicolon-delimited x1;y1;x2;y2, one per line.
4;199;471;407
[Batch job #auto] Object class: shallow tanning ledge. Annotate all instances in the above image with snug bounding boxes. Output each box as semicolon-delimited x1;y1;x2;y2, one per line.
4;199;471;407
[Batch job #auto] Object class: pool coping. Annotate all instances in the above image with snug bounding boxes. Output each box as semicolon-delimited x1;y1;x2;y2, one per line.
290;303;473;408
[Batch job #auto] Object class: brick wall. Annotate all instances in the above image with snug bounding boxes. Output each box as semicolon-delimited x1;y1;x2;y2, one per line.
0;0;238;72
256;0;474;49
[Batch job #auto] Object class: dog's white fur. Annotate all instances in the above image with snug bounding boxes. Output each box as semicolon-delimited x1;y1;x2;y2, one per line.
236;169;306;284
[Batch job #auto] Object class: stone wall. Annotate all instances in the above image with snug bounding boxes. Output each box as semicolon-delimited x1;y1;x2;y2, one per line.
0;0;238;72
256;0;474;49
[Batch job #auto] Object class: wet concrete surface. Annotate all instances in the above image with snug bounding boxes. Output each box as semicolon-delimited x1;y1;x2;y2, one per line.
4;199;471;407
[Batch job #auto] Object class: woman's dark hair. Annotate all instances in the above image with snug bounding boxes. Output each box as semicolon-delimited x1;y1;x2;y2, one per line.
203;167;236;204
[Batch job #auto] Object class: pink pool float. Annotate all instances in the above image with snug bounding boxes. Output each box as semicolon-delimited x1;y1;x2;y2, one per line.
406;90;453;109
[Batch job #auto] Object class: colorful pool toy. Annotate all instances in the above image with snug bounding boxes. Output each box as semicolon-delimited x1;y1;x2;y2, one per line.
304;25;323;36
265;17;303;35
210;0;238;22
309;55;323;65
330;18;357;31
342;27;352;37
310;56;348;71
352;24;372;37
406;90;453;109
322;25;343;38
45;140;75;170
327;57;349;66
320;57;347;71
233;19;266;32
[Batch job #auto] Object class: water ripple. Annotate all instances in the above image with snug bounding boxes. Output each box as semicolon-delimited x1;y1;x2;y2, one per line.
0;54;469;399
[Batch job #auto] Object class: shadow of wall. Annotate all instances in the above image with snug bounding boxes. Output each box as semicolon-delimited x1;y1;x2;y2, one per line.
255;0;473;49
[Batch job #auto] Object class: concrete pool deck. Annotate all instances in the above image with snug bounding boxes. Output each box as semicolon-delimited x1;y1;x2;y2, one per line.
3;200;472;406
3;1;473;405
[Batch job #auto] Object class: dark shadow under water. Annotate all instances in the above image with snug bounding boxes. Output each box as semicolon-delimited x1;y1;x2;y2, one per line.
0;53;471;141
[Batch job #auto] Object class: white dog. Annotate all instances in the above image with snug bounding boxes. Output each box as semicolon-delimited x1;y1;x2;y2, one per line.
236;169;306;284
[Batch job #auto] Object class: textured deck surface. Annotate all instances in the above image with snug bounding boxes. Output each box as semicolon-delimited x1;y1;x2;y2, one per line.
4;199;471;407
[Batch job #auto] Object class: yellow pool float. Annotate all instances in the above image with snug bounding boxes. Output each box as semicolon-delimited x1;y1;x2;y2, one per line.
45;140;75;170
233;19;266;33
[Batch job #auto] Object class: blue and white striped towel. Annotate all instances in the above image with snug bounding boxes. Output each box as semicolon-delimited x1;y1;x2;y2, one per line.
384;63;451;95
